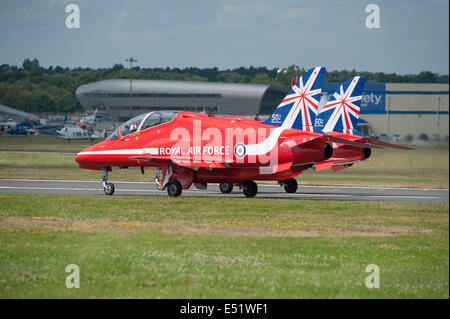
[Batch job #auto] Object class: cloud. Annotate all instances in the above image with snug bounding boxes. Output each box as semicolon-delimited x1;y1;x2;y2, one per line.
276;7;311;20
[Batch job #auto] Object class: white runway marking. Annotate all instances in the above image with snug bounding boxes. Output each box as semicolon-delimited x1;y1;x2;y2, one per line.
0;185;441;200
0;178;446;191
0;179;447;203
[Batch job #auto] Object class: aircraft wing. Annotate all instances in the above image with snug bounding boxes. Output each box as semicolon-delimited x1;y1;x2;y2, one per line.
291;134;380;149
328;136;380;148
128;155;226;169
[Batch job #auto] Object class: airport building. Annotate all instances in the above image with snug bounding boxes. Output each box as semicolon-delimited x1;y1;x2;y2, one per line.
322;83;449;139
76;79;286;122
77;79;449;140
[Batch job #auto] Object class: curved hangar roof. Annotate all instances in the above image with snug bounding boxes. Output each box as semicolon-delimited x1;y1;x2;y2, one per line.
76;79;286;121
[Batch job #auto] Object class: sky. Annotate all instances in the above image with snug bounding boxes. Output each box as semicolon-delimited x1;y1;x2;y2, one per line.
0;0;448;74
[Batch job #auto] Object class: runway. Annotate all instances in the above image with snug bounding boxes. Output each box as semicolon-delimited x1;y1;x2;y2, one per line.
0;179;448;204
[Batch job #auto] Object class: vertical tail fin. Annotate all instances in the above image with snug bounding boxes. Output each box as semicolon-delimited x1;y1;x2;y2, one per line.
314;76;365;134
262;67;325;132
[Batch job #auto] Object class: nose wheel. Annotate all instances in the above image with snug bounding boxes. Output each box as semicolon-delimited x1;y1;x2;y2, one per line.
103;182;115;195
102;168;115;196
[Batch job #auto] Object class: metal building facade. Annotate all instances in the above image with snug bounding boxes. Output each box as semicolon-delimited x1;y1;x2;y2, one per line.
322;83;449;139
76;79;286;122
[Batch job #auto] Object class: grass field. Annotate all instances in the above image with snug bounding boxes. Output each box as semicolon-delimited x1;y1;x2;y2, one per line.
0;134;101;152
0;194;448;298
1;135;448;298
0;134;448;188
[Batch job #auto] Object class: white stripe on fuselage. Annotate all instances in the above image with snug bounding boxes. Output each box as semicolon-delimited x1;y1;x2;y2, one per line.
246;126;285;155
77;148;159;156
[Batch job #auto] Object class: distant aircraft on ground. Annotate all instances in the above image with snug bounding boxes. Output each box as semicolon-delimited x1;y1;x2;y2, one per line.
57;126;99;141
75;67;411;197
75;109;97;131
37;123;65;135
4;120;38;135
3;118;66;136
79;109;98;126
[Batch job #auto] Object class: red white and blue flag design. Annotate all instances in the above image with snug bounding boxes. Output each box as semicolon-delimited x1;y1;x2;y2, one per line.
263;67;325;132
314;76;365;134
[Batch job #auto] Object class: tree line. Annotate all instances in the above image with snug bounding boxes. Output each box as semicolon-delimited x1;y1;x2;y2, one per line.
0;58;448;115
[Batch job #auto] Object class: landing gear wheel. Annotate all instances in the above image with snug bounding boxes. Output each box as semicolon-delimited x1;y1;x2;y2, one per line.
101;167;114;195
283;178;298;193
219;183;233;194
103;182;115;195
242;181;258;198
167;181;182;197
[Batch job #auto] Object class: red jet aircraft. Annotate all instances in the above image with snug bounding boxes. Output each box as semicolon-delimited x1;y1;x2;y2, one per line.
75;67;411;197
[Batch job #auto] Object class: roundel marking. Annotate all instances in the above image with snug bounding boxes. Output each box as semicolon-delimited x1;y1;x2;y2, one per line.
234;143;246;159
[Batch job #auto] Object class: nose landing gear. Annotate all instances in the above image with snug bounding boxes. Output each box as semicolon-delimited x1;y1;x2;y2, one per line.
102;168;115;195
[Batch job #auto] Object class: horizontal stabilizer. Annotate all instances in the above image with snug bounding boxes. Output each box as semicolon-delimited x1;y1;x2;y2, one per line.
328;135;413;150
328;136;378;148
325;131;414;150
365;138;414;150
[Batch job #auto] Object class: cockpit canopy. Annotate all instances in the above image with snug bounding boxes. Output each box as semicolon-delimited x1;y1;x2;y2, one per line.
106;110;180;140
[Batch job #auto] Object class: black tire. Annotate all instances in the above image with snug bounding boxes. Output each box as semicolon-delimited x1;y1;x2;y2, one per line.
167;180;182;197
283;178;298;193
219;183;233;194
242;181;258;198
103;182;115;195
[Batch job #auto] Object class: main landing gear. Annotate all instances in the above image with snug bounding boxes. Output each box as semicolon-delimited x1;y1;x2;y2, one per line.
102;168;115;195
220;181;258;197
279;178;298;193
219;183;234;194
221;181;258;197
241;180;258;198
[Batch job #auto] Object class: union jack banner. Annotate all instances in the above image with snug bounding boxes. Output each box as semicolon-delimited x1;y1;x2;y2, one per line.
319;76;365;134
263;67;325;132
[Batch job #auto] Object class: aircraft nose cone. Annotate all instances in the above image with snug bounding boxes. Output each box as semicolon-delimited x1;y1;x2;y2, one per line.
75;152;83;163
75;145;95;164
75;149;98;169
75;151;89;165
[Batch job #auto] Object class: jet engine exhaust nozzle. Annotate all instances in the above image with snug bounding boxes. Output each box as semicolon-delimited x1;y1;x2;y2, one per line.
322;143;333;160
362;147;372;159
